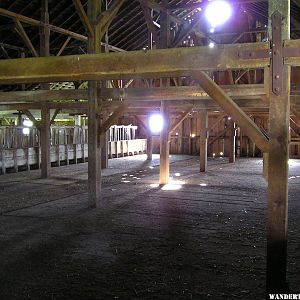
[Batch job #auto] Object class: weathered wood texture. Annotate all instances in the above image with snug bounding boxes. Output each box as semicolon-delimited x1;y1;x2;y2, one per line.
199;110;208;172
87;0;101;207
40;0;51;179
159;102;170;185
0;43;270;84
191;71;269;153
266;0;291;294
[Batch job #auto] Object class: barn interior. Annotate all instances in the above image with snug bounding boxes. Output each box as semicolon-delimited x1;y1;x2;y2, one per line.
0;0;300;299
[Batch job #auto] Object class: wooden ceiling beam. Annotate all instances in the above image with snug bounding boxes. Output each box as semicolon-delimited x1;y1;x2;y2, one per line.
56;37;72;56
0;45;10;58
144;0;206;38
139;0;159;47
0;7;88;42
0;84;266;103
97;0;126;37
73;0;94;37
14;19;39;57
0;42;270;84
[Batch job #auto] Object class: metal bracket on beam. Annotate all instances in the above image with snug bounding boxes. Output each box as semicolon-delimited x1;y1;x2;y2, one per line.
271;11;283;96
236;11;287;96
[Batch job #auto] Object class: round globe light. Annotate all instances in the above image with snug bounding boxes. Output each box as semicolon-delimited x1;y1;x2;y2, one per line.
149;114;164;133
205;0;232;27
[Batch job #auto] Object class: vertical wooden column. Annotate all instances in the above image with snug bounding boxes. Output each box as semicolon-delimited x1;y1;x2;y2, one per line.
146;114;153;161
101;30;109;169
267;0;290;293
159;0;170;184
227;120;236;163
88;0;102;207
147;131;153;161
40;0;50;179
101;129;109;169
199;110;208;172
160;101;170;184
41;104;50;178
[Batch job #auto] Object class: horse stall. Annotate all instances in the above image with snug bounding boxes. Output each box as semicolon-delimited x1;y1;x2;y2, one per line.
0;125;146;174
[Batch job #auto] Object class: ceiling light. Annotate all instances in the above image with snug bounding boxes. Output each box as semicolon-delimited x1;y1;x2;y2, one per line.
205;0;232;27
149;114;164;134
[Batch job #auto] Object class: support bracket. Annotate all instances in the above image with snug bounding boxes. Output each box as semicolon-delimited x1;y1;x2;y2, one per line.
271;11;283;96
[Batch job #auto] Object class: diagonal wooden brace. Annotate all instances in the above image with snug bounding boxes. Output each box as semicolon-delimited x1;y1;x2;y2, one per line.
191;70;269;153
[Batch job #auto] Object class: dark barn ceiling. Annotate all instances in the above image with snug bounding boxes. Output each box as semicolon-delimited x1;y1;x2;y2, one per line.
0;0;299;91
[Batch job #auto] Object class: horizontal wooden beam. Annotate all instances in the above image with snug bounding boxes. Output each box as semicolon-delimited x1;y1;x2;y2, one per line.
0;99;270;113
0;42;270;84
0;89;88;102
283;39;300;66
0;85;266;103
99;84;266;100
0;102;88;111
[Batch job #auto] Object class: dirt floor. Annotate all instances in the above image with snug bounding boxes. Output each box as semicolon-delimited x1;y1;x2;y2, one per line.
0;155;299;300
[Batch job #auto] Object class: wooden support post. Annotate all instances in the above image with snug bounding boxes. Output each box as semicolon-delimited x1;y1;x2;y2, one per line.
263;152;269;181
136;115;153;160
88;0;101;207
147;129;153;161
159;101;169;184
227;119;236;163
1;149;6;175
101;130;109;169
199;110;208;172
266;0;290;293
40;103;50;178
159;0;170;184
140;0;159;47
40;0;50;179
26;147;30;171
13;148;18;173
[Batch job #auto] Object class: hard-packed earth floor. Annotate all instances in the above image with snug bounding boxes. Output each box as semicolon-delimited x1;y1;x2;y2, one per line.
0;155;299;300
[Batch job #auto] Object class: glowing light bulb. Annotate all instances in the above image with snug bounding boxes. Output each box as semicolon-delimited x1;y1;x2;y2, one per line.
205;0;232;27
149;114;164;133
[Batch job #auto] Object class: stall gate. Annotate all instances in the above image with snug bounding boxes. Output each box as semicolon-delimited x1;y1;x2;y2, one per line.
0;125;146;174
